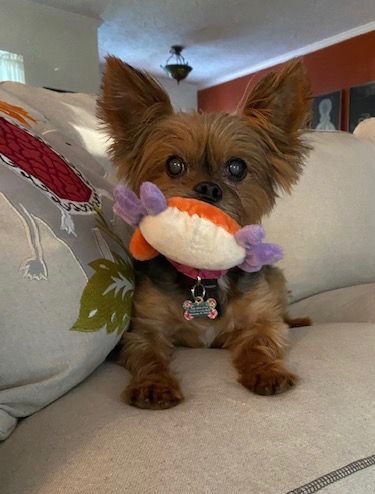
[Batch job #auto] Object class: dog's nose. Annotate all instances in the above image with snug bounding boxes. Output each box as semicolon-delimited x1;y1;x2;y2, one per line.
193;181;223;203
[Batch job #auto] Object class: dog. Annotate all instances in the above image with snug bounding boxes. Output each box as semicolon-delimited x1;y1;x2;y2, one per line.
98;56;311;409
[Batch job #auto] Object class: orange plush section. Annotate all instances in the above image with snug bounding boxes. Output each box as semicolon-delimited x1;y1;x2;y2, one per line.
168;197;240;234
129;228;159;261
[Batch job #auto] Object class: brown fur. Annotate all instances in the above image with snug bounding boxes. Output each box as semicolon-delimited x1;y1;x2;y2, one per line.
99;56;312;409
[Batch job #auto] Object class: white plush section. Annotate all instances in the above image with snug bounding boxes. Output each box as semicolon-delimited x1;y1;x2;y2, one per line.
263;131;375;302
140;207;245;270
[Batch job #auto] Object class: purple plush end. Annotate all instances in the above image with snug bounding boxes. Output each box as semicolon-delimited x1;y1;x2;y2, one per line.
140;182;168;215
113;184;146;226
236;224;283;273
254;243;283;265
234;224;265;248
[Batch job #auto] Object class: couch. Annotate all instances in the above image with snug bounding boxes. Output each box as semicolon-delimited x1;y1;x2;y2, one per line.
0;85;375;494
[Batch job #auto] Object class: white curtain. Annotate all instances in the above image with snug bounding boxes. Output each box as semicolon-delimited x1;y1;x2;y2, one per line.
0;50;25;83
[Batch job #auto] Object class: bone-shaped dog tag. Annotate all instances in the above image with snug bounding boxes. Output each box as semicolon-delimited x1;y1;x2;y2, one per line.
182;277;218;320
182;296;218;320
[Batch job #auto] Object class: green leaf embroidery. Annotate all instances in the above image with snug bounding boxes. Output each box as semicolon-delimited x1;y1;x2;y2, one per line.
72;251;134;335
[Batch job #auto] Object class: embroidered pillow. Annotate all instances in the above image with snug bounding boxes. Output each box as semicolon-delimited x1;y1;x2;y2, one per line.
0;92;133;440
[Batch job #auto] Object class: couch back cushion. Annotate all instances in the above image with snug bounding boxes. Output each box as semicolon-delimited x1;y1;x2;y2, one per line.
263;131;375;302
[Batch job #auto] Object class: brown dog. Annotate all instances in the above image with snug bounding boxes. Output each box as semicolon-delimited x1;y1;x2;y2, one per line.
99;57;311;409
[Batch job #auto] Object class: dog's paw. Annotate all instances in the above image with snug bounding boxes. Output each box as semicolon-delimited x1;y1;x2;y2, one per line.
123;375;184;410
239;364;297;396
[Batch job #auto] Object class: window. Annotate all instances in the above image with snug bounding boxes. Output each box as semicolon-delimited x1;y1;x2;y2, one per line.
0;50;25;83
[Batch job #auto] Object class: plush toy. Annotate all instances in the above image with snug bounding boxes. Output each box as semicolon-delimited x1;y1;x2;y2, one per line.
113;182;283;278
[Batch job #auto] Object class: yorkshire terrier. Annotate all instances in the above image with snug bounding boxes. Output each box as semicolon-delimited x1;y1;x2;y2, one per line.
99;56;311;409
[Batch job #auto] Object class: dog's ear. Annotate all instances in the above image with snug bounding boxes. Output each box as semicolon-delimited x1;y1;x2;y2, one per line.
241;59;311;193
98;56;173;159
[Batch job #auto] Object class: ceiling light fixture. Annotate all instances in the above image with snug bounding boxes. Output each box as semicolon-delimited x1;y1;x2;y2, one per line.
161;45;192;84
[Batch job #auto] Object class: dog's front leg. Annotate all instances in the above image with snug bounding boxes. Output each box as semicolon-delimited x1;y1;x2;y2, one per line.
230;319;297;396
120;327;183;410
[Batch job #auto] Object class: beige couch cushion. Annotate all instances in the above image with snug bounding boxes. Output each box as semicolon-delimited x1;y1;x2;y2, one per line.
263;131;375;302
1;323;374;494
290;283;375;324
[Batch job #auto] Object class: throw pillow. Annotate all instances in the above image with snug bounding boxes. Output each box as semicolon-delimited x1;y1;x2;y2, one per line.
0;89;133;440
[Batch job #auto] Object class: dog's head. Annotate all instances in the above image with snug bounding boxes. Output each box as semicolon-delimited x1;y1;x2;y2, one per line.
99;57;311;225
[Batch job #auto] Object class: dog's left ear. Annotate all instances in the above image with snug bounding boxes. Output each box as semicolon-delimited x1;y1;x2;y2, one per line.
242;59;311;193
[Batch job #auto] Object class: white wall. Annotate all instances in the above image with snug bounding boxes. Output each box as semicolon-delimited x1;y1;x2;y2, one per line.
159;77;197;112
0;0;100;93
99;62;197;111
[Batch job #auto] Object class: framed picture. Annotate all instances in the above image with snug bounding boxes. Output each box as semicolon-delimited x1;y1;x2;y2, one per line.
311;91;341;131
349;81;375;133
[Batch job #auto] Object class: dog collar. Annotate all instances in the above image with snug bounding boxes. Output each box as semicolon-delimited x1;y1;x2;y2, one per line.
168;259;228;280
167;259;224;320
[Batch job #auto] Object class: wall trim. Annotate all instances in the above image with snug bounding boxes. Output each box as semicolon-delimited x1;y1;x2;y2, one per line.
199;21;375;90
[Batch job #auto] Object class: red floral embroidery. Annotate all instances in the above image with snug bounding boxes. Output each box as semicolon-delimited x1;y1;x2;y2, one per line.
0;116;92;202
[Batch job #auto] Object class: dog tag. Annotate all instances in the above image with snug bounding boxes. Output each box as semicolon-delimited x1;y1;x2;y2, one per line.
183;277;218;320
183;296;218;320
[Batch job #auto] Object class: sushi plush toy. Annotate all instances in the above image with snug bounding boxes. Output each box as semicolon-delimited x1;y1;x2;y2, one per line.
113;182;283;279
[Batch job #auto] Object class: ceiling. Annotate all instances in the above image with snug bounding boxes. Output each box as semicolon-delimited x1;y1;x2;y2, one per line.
32;0;375;88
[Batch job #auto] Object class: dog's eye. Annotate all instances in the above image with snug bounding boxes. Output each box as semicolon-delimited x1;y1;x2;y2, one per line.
166;156;186;177
225;158;247;182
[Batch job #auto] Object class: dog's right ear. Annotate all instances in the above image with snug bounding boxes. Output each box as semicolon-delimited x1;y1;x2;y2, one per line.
98;56;173;158
241;60;311;194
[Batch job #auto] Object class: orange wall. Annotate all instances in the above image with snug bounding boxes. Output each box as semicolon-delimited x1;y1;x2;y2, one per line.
198;30;375;130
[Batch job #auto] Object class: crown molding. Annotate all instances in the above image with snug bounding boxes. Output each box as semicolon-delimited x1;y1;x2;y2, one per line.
199;21;375;90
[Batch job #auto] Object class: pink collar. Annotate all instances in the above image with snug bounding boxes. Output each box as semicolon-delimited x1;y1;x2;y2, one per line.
169;260;228;280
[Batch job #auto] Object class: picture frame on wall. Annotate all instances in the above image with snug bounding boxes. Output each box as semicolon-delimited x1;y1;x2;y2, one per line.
311;90;342;131
349;81;375;133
